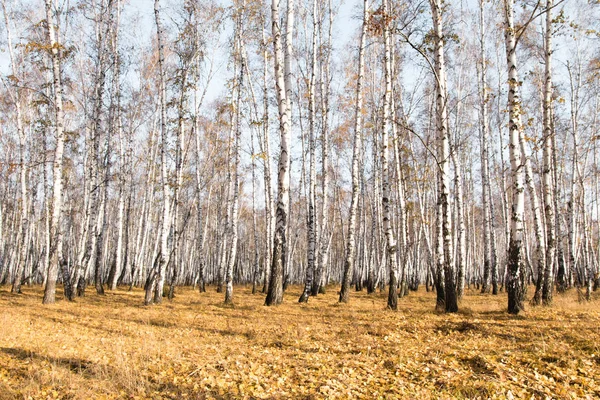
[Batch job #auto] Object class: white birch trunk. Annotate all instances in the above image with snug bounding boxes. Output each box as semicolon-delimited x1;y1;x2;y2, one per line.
477;0;493;295
521;120;545;305
504;0;526;314
109;1;124;291
260;24;274;293
265;0;293;306
382;0;399;310
300;0;318;304
313;0;333;296
224;14;244;304
2;0;29;294
43;0;67;304
430;0;457;312
339;0;368;303
146;0;171;305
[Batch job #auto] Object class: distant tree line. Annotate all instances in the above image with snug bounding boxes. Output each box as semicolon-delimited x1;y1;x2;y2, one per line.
0;0;599;314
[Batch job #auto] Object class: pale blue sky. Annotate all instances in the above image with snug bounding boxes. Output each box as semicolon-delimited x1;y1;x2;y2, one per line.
121;0;360;104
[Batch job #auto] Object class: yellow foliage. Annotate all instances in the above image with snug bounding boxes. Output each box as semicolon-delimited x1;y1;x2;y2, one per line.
0;286;598;399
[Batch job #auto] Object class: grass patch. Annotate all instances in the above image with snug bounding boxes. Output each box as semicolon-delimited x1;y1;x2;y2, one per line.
0;285;599;399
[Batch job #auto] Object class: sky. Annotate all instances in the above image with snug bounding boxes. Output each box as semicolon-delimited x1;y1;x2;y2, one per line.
121;0;360;104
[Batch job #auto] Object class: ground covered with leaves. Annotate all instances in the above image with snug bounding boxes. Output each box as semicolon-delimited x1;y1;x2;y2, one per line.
0;285;599;399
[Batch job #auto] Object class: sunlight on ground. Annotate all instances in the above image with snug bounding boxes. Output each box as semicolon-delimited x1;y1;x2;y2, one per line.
0;285;598;399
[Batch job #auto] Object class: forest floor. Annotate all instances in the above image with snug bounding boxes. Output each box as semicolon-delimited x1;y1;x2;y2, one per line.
0;285;599;400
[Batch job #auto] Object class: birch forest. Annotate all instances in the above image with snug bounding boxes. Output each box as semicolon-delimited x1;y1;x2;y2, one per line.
1;0;600;397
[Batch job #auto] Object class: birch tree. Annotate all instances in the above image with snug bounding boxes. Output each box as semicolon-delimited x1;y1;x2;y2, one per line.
380;0;399;311
536;0;556;305
42;0;68;304
339;0;368;304
265;0;294;306
224;2;245;305
504;0;526;314
299;0;318;304
430;0;457;312
145;0;171;305
477;0;491;296
2;0;29;295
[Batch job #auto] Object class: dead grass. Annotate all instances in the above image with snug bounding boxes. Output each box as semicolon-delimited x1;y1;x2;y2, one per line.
0;285;599;399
